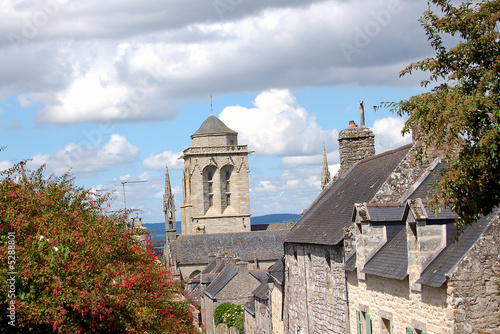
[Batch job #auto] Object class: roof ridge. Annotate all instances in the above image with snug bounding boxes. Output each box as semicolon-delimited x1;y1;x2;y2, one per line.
360;143;413;164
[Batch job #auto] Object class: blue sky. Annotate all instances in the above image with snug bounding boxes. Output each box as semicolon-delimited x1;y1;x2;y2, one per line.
0;0;435;223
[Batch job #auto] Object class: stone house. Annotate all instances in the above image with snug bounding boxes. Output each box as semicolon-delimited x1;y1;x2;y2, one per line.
244;259;285;334
279;115;499;333
347;192;500;333
198;260;267;334
282;113;446;333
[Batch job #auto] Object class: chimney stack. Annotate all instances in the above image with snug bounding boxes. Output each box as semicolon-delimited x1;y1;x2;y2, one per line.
337;101;375;175
236;261;249;274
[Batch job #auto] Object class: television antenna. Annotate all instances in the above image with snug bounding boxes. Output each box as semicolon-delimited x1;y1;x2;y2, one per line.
121;180;148;212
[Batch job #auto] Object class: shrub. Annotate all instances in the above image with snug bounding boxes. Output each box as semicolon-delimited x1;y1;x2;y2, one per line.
0;163;197;333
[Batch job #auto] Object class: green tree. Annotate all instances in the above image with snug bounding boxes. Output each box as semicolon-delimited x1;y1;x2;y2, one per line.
385;0;500;228
0;162;197;333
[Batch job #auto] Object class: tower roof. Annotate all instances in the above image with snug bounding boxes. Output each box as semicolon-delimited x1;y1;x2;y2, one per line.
191;115;237;139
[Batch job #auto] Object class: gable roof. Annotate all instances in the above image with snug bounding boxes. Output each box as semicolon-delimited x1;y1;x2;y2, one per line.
191;115;237;138
203;263;237;299
285;144;412;246
171;230;287;266
417;210;498;287
267;259;284;286
361;225;407;279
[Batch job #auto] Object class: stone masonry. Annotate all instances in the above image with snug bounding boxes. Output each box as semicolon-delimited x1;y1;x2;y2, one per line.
284;244;347;334
448;214;500;333
338;124;375;176
180;115;252;235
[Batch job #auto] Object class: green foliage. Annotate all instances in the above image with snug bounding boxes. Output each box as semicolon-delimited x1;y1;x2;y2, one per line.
0;163;197;333
213;302;244;333
214;302;233;326
382;0;500;228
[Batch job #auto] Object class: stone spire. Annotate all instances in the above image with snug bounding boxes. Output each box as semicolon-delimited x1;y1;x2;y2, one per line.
321;144;331;190
163;165;176;264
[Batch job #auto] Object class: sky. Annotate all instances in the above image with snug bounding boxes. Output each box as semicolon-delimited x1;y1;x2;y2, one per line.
0;0;440;224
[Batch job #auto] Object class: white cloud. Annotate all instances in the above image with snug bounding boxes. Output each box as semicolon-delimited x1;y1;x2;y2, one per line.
0;160;13;171
28;134;139;175
251;166;324;215
219;89;338;157
0;0;431;124
372;117;412;153
143;151;184;170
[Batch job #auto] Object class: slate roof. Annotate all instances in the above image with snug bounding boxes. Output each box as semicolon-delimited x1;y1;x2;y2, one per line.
267;259;284;285
285;144;412;246
417;210;498;287
344;253;356;272
191;115;237;138
203;263;237;299
244;298;255;316
361;226;407;280
253;281;269;300
365;204;406;222
250;269;269;284
171;230;287;265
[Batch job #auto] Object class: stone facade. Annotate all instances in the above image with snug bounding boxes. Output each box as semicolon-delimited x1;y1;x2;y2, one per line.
346;199;500;334
283;244;347;334
180;116;252;235
201;261;261;334
448;214;500;333
347;273;453;333
270;282;284;334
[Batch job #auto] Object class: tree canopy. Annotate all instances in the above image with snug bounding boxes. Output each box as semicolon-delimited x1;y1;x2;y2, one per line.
386;0;500;228
0;162;197;333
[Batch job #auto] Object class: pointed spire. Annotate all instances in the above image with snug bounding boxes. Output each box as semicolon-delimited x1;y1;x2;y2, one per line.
163;165;176;234
321;143;331;190
163;164;177;266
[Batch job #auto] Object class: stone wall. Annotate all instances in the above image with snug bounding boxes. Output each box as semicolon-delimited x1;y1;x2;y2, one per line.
284;243;347;334
244;310;257;334
346;271;453;333
270;283;284;334
448;213;500;333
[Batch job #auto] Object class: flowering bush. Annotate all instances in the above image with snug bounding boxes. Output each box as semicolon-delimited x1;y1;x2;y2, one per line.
213;302;244;333
0;162;197;333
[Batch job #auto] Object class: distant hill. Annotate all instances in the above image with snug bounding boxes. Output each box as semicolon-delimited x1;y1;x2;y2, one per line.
143;213;300;242
251;213;300;225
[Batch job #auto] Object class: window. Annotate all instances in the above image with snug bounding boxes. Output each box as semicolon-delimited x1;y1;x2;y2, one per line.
357;311;372;334
226;194;230;206
382;318;391;334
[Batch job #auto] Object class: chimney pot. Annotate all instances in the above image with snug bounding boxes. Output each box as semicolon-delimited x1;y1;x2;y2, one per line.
349;120;356;127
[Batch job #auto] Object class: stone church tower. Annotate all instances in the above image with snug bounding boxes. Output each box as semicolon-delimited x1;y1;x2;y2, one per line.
180;115;252;235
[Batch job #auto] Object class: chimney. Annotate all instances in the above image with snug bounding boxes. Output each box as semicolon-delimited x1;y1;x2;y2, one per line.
208;254;216;264
353;203;387;280
359;101;365;126
236;261;249;274
337;101;375;175
404;198;446;292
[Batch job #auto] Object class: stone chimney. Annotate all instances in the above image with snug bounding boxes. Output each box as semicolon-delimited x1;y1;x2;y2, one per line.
337;101;375;175
353;203;387;280
404;198;447;291
236;261;249;274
